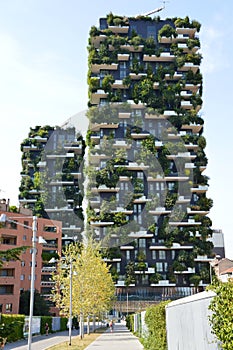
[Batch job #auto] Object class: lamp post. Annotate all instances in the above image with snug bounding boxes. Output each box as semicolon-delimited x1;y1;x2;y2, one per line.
0;214;43;350
27;216;37;350
69;257;73;346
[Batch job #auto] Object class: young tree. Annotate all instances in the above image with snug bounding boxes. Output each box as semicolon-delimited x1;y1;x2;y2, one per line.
52;240;115;333
19;290;51;316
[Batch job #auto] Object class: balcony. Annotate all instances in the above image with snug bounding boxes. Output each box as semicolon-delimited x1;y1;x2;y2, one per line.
166;152;196;160
91;34;107;48
110;207;133;215
120;162;149;171
159;36;176;44
41;266;56;273
50;180;74;186
181;100;193;109
131;132;150;139
22;145;39;152
46;153;74;159
118;112;131;119
129;72;147;80
91;185;120;193
151;280;176;287
144;113;165;120
120;44;144;52
194;255;213;262
169;219;201;226
40;281;55;287
149;207;171;215
180;90;193;98
112;79;128;89
89;197;101;208
113;140;131;148
149;243;193;250
70;172;81;179
133;196;149;203
90;122;118;131
143;53;175;62
30;136;47;143
128;230;153;238
191;185;208;193
90;135;100;144
90;90;108;104
184;143;198;150
64;144;83;154
181;123;203;133
176;33;190;42
91;63;118;74
178;43;199;53
187;208;209;216
19;198;37;204
108;26;129;34
117;53;130;61
183;83;200;93
120;245;135;250
90;221;114;227
176;196;190;204
165;72;183;81
180;62;199;73
174;267;195;274
176;27;197;37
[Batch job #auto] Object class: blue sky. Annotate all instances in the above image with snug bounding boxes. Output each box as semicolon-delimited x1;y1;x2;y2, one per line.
0;0;232;258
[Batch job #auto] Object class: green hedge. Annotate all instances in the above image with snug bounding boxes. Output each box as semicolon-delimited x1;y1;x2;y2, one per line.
142;301;170;350
0;314;25;342
60;317;68;331
126;314;134;332
40;316;52;335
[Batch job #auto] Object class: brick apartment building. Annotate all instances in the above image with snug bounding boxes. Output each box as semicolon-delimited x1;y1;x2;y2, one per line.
0;204;62;315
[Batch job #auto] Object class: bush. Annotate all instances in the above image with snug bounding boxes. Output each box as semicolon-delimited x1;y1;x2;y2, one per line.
40;316;52;335
60;317;68;331
0;314;25;342
126;314;134;332
142;301;170;350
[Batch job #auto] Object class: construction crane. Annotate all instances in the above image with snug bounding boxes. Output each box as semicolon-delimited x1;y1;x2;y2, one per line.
137;1;168;17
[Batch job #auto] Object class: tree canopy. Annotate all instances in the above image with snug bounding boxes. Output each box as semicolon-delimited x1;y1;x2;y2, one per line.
52;240;115;318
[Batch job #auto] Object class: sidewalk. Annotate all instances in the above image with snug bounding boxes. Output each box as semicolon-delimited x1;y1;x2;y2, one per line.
85;322;144;350
4;330;71;350
4;323;144;350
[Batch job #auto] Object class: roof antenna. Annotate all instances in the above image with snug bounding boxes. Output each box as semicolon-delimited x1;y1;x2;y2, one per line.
137;1;169;17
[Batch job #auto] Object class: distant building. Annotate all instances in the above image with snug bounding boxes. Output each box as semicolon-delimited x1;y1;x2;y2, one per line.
0;210;62;315
211;257;233;283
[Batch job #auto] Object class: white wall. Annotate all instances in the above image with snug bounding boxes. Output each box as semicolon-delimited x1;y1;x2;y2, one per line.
166;291;221;350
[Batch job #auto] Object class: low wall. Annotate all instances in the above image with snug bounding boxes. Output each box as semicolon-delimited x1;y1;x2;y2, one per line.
166;291;221;350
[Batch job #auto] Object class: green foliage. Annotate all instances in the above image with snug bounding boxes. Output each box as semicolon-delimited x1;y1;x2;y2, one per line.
19;290;51;316
0;314;25;343
60;317;68;331
40;316;52;335
0;246;28;267
209;280;233;349
126;314;134;331
143;301;170;350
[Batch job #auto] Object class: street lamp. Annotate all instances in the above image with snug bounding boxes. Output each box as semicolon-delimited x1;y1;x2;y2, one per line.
0;214;46;350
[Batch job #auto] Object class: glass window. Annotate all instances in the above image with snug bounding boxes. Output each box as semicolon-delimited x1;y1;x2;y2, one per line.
20;275;25;281
159;250;166;260
5;303;12;312
156;262;163;272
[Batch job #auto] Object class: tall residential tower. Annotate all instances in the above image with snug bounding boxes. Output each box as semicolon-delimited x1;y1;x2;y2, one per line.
86;13;214;302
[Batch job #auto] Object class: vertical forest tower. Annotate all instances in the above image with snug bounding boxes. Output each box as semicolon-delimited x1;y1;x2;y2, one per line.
86;13;213;302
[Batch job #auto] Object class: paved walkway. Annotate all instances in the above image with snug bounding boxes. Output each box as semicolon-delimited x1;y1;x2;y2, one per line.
4;323;144;350
85;323;144;350
4;330;71;350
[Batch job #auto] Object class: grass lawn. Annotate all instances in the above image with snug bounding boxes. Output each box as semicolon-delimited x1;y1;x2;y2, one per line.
46;328;106;350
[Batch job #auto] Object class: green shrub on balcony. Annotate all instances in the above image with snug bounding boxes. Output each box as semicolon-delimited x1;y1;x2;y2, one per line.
158;24;177;39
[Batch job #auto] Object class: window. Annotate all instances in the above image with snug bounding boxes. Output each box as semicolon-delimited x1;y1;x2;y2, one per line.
152;251;156;259
5;303;12;312
147;26;156;39
21;261;25;267
0;269;14;277
2;236;17;245
0;304;2;313
0;285;14;295
24;221;29;229
139;239;146;248
23;235;27;241
156;262;163;272
159;250;166;260
20;275;25;281
126;251;130;261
